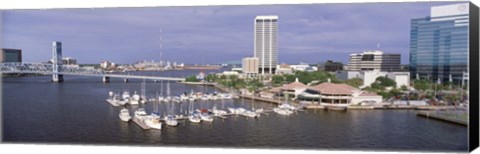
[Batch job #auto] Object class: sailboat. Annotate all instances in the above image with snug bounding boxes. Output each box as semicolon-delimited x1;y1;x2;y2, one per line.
274;94;294;115
188;100;201;123
164;81;179;126
140;79;146;104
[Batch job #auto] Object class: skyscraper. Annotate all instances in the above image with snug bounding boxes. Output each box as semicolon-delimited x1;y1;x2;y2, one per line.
254;15;278;75
410;3;469;84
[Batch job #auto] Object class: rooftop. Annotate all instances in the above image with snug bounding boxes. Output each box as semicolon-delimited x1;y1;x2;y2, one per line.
309;82;357;95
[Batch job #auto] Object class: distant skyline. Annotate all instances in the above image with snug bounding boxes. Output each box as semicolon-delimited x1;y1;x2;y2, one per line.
2;2;456;64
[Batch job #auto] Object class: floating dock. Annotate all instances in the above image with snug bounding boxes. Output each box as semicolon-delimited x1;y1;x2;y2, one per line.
416;111;468;126
239;95;281;104
132;118;151;130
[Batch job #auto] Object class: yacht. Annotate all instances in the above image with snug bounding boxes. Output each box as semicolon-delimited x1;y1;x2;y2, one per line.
122;91;130;100
212;106;227;116
273;107;293;115
145;113;162;130
189;111;201;123
134;108;149;120
200;113;214;122
106;92;120;106
243;110;260;118
228;107;236;114
119;108;131;122
130;91;141;104
164;115;178;126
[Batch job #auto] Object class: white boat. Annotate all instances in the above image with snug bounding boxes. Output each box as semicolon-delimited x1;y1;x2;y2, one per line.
235;108;246;114
200;113;214;122
212;106;227;116
189;114;201;123
273;107;293;115
180;94;189;101
255;108;264;114
134;108;149;120
106;93;120;107
145;114;162;130
228;107;236;114
223;94;232;99
119;108;131;122
243;110;260;118
164;115;178;126
122;91;130;100
278;104;297;110
130;91;141;104
188;96;195;102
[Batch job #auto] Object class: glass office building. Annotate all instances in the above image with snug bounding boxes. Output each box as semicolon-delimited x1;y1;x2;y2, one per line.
410;3;469;85
0;48;22;63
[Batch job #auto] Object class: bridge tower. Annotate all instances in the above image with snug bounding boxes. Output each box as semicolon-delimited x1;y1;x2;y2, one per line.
52;41;64;82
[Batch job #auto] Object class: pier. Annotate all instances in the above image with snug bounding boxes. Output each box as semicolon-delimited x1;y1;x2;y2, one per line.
416;111;468;126
239;95;282;104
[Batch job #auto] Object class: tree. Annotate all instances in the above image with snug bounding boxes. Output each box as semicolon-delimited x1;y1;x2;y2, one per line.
271;75;285;87
185;76;199;82
413;79;430;91
376;76;396;87
345;78;363;88
400;85;408;91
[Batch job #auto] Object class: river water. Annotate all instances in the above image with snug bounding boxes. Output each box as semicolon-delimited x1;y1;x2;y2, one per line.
1;70;468;152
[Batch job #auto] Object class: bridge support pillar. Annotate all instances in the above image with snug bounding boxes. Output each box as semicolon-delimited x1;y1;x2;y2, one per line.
103;76;110;83
52;74;64;82
124;78;129;83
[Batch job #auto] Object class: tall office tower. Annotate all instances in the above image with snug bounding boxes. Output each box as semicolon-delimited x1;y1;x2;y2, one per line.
254;15;278;75
410;3;469;85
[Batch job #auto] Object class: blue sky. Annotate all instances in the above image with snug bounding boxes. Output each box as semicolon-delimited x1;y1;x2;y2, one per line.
2;2;456;64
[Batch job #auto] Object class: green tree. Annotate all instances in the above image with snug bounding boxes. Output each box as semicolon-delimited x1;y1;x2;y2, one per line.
376;76;396;87
345;78;363;88
413;79;430;91
400;85;408;91
271;75;285;87
185;76;199;82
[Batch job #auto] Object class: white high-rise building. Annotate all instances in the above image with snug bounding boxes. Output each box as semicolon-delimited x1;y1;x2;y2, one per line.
254;15;278;75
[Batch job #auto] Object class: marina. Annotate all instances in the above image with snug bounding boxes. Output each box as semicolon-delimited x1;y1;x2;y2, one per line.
2;71;468;151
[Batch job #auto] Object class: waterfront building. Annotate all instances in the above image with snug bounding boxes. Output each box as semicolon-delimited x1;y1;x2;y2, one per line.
410;3;469;85
242;57;259;77
336;70;410;88
304;82;382;106
100;60;115;69
272;78;309;99
254;15;278;75
0;48;22;63
318;60;344;72
362;70;410;88
289;62;309;72
347;50;401;72
62;57;77;65
275;64;293;74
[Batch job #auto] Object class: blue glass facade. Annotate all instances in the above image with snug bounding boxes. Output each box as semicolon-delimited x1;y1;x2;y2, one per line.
410;14;469;84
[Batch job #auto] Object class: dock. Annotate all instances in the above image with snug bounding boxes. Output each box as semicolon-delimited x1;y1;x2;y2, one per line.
132;118;151;130
239;95;282;104
416;111;468;126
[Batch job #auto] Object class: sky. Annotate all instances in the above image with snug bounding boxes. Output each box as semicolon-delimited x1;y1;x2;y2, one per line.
1;2;457;65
